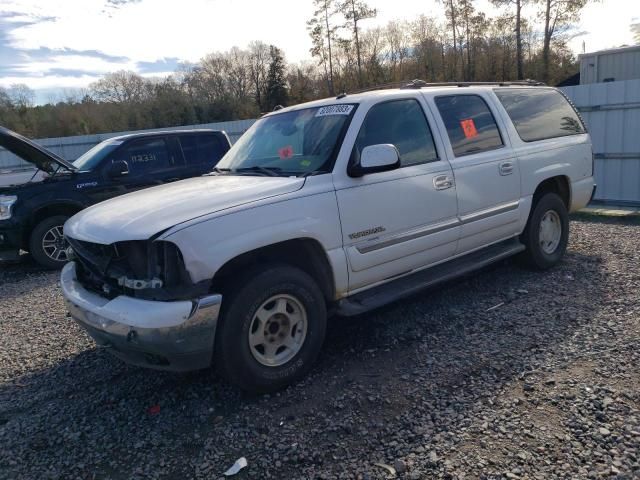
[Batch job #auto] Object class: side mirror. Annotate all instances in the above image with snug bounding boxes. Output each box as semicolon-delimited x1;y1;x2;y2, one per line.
349;144;400;177
108;160;129;178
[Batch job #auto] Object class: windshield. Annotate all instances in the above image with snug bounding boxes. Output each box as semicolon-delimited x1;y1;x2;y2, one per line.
73;140;122;171
216;104;357;175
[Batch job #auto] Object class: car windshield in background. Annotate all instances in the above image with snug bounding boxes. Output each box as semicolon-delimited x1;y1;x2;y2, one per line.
216;104;357;176
73;140;122;171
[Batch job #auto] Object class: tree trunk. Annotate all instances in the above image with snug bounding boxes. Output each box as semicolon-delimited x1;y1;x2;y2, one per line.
324;3;335;95
448;0;458;80
351;0;363;87
465;11;471;81
542;0;552;84
515;0;523;80
441;42;446;81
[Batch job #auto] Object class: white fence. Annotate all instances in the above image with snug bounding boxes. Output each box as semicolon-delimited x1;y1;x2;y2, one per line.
0;119;256;171
561;79;640;205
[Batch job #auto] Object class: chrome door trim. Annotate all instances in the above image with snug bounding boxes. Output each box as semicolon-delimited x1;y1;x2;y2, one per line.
353;200;520;254
356;218;460;254
459;200;519;225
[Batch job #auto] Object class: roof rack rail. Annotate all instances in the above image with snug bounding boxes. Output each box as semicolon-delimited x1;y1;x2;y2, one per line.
400;79;546;88
346;78;545;95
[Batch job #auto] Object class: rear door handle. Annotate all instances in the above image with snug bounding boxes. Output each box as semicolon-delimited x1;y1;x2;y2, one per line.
499;161;514;176
433;175;454;190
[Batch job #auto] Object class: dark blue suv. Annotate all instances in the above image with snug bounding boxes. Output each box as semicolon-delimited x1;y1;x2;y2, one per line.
0;127;231;268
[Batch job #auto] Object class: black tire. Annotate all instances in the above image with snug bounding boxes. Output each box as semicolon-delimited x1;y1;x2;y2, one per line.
29;215;70;269
519;192;569;270
215;264;327;394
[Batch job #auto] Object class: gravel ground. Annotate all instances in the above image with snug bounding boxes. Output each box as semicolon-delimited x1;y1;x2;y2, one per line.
1;217;639;480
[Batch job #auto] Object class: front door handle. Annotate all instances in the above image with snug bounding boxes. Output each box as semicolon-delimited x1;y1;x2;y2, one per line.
433;175;454;190
499;161;514;176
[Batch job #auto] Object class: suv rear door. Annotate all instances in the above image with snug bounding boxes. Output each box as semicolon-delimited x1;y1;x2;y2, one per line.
428;91;522;254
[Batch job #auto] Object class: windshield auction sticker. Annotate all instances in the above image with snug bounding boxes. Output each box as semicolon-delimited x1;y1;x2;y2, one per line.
315;104;354;117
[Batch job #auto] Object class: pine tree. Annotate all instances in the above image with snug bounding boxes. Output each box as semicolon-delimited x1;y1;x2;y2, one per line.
307;0;338;95
265;46;288;111
337;0;377;87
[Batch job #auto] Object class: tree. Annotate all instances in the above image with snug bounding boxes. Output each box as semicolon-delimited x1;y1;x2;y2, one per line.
8;84;35;109
631;20;640;43
337;0;377;87
90;71;149;103
386;21;411;81
308;0;338;95
411;15;444;81
491;0;530;79
265;46;288;110
442;0;462;80
537;0;590;83
248;41;270;111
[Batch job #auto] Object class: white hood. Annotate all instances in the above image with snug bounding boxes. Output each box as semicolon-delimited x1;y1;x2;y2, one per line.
65;175;305;244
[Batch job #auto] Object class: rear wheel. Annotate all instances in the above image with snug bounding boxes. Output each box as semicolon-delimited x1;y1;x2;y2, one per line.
520;192;569;270
29;215;70;269
215;264;327;393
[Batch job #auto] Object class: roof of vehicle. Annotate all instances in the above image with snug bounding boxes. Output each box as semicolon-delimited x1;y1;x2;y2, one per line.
265;80;551;117
106;128;224;142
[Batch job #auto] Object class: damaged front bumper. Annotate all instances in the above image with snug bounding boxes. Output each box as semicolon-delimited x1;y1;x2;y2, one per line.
61;262;222;371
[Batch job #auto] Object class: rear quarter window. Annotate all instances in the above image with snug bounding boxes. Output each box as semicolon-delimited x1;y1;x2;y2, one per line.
494;88;586;142
435;94;504;157
179;134;227;167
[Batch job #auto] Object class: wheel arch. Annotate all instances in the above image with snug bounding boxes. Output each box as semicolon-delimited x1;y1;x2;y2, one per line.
532;175;571;210
23;201;84;247
210;238;336;303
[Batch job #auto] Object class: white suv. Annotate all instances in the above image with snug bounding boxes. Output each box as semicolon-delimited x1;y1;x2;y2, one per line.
61;81;596;392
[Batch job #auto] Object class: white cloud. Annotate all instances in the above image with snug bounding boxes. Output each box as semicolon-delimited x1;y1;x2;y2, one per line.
0;0;638;96
10;54;138;75
0;74;102;90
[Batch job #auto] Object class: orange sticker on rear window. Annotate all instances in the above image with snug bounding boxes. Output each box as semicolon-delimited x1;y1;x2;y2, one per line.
460;119;478;139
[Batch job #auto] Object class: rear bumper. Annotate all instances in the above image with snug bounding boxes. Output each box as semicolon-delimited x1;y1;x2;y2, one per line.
570;177;596;212
61;262;222;371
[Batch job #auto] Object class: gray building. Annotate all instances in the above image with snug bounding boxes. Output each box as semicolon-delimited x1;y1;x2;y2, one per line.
580;44;640;85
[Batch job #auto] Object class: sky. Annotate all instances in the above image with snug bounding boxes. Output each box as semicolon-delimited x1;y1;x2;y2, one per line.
0;0;638;104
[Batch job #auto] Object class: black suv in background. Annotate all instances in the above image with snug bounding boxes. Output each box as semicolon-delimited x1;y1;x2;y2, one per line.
0;127;231;268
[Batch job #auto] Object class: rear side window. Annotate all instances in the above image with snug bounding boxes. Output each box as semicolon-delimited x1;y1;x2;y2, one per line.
179;134;227;167
494;88;585;142
353;98;438;167
116;138;171;175
435;95;503;157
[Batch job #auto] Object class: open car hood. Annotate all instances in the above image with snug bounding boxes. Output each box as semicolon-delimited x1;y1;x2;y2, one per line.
0;126;77;174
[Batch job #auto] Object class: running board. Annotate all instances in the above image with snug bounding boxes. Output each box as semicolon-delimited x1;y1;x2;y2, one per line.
336;238;525;316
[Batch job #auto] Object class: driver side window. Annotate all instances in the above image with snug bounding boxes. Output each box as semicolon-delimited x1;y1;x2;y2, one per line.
111;138;171;176
352;99;438;167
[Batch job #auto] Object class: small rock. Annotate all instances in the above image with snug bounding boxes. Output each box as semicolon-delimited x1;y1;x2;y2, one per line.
393;459;407;474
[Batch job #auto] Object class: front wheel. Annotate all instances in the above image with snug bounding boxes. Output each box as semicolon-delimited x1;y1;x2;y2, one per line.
215;264;327;393
519;192;569;270
29;215;70;269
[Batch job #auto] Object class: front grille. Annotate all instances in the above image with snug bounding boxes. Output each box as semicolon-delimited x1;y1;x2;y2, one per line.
67;236;206;301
